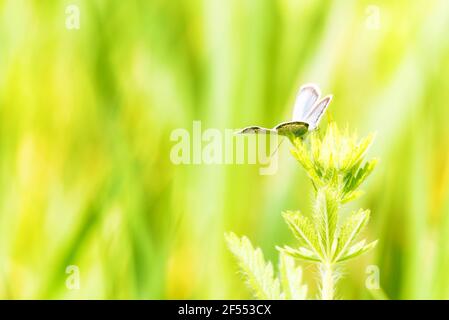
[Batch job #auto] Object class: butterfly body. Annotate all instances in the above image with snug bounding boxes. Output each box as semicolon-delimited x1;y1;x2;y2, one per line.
274;121;309;140
237;84;332;141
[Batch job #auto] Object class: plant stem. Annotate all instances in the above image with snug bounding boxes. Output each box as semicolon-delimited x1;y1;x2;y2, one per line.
320;263;335;300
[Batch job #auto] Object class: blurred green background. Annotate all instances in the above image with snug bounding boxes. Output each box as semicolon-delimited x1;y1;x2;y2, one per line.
0;0;449;299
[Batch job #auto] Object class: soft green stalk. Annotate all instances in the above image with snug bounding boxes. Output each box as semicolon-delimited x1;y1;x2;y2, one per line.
226;123;378;299
320;263;335;300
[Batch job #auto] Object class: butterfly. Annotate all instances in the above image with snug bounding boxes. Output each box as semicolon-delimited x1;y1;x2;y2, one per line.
236;84;332;141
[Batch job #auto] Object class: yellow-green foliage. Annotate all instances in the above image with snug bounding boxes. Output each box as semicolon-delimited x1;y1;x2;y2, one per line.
2;0;449;300
228;123;378;299
225;232;307;300
292;124;378;203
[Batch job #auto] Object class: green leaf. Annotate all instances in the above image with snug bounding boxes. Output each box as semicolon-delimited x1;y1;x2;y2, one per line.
225;232;282;299
277;245;321;262
334;209;370;262
352;158;378;190
291;139;321;183
279;252;308;300
341;190;364;203
337;240;378;262
342;133;375;172
282;211;323;260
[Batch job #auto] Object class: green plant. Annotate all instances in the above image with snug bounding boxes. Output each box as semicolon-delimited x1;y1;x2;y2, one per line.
226;123;378;299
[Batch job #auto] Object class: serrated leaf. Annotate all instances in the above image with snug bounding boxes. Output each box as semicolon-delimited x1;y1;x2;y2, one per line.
225;232;282;299
337;240;378;262
334;209;370;262
279;252;308;300
291;139;321;183
341;190;364;203
352;159;378;190
342;133;375;172
277;245;321;262
282;211;323;260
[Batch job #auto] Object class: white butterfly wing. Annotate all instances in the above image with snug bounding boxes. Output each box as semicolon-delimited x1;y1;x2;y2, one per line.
305;95;332;130
291;84;321;122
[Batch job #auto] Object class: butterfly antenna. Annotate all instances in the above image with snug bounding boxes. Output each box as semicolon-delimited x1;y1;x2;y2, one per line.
269;138;285;159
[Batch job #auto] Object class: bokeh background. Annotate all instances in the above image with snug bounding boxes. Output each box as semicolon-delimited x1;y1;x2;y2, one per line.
0;0;448;299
